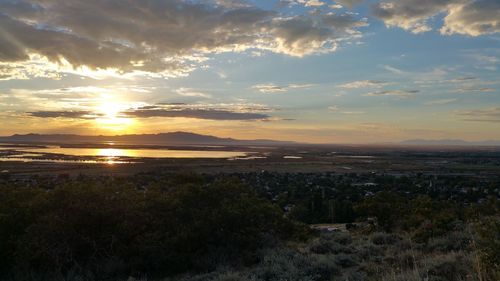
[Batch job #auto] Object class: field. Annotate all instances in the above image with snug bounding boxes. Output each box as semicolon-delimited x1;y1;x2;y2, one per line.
2;143;500;176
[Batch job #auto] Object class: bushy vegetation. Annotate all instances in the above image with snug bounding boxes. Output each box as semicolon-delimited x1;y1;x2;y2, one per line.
167;231;479;281
0;176;306;280
0;172;498;280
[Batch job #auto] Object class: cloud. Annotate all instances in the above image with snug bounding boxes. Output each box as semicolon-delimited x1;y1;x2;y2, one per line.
454;87;496;93
381;65;454;85
0;54;62;80
122;104;271;121
336;0;365;8
175;88;212;99
330;4;343;9
382;65;405;74
0;0;368;79
415;76;480;85
341;111;365;114
372;0;500;36
211;0;250;8
328;105;365;114
5;86;152;115
372;0;452;33
338;80;389;89
364;89;418;97
425;98;457;105
303;0;325;7
28;110;100;119
441;0;500;36
464;52;499;71
252;83;313;93
27;103;273;121
447;76;478;83
253;84;287;93
279;0;325;7
457;107;500;122
297;0;325;7
328;106;340;112
467;53;499;64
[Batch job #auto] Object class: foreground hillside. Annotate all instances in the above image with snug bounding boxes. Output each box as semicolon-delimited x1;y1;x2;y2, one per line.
0;173;498;281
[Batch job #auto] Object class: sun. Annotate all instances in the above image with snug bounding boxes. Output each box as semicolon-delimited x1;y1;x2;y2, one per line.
99;102;122;119
94;101;134;132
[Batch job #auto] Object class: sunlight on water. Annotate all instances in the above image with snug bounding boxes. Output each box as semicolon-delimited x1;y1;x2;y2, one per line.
96;148;129;157
21;147;248;158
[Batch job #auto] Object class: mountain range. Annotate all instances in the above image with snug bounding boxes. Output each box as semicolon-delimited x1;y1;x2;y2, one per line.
0;133;499;147
0;132;296;146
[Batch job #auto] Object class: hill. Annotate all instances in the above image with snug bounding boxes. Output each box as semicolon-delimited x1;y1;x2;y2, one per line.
0;132;296;146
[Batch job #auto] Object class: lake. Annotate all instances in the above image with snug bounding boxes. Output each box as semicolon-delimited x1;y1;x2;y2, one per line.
22;147;248;158
0;145;250;163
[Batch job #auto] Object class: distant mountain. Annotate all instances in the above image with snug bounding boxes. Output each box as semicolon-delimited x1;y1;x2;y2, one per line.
0;132;296;146
400;139;500;146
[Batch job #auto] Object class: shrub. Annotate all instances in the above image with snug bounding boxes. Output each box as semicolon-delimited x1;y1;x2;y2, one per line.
425;232;471;253
308;240;347;255
334;254;357;268
476;217;500;280
331;232;352;246
371;232;400;245
425;255;470;281
0;178;305;280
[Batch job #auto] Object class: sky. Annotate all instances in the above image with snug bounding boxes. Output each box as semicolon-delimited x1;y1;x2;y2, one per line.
0;0;499;143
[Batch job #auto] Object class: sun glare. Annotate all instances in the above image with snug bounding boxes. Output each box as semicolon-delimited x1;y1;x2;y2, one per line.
95;100;134;132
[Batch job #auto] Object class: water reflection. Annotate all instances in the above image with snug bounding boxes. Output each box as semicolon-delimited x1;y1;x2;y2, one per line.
0;157;132;164
96;148;129;157
15;147;248;158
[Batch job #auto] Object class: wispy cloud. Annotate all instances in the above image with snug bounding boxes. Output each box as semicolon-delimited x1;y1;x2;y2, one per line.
364;90;418;98
252;83;313;93
463;51;499;71
456;107;500;123
175;88;212;99
454;87;496;93
328;106;365;114
425;98;457;105
382;65;406;75
280;0;325;7
338;80;389;89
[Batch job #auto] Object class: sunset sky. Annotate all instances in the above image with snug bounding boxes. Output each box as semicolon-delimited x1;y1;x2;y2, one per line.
0;0;499;143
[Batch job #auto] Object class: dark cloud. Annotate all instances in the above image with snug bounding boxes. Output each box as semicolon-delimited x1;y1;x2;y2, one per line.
122;103;272;120
0;0;367;78
372;0;457;33
28;110;99;119
123;108;270;121
28;104;272;121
